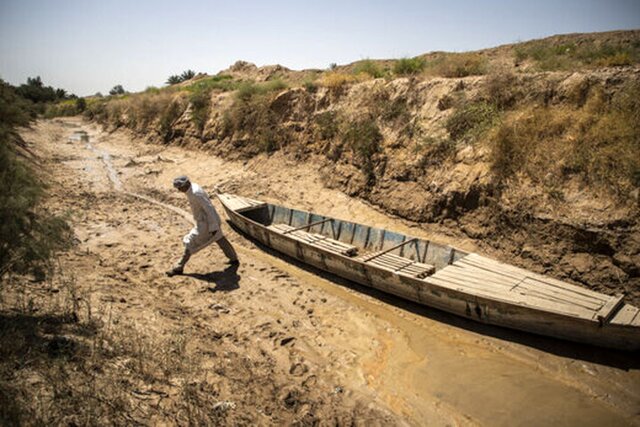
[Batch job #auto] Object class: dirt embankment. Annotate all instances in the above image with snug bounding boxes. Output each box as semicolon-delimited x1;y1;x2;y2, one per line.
90;64;640;306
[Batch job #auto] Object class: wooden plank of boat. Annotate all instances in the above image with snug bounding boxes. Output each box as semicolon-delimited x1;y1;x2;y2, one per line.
460;254;608;303
268;223;358;256
218;193;266;213
425;273;595;319
429;255;617;321
358;251;435;279
457;258;626;324
596;294;625;324
456;259;608;314
443;264;603;310
610;305;640;326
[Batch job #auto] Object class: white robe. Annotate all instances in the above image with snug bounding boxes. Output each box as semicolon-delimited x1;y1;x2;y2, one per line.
182;183;223;254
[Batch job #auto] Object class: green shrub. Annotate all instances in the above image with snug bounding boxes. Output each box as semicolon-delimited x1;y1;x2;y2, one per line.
43;100;80;118
186;74;238;93
0;81;72;279
159;99;186;142
364;85;411;125
222;88;290;153
235;80;287;101
381;97;409;123
353;59;385;78
513;38;640;71
83;98;108;122
393;57;426;75
413;136;457;168
235;82;260;101
489;81;640;198
189;90;210;134
446;101;498;142
427;53;487;78
313;111;340;141
303;79;318;93
482;72;521;110
75;97;87;112
340;117;382;180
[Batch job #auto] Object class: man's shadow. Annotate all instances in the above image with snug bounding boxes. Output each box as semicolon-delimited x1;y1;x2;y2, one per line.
183;264;241;293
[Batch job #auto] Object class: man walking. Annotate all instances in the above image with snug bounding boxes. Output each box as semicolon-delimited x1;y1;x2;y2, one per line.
167;176;239;277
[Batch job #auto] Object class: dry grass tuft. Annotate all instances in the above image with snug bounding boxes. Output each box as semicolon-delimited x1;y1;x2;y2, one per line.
426;53;488;78
318;72;362;90
489;81;640;197
0;270;228;425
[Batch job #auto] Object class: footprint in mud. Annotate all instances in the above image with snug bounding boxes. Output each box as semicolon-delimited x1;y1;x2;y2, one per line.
289;362;309;377
280;337;295;346
210;303;230;314
301;375;317;389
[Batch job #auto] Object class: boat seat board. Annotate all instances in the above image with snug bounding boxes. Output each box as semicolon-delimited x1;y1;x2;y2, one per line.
218;193;267;213
596;294;625;324
610;304;640;326
356;251;435;279
427;253;625;322
267;224;358;256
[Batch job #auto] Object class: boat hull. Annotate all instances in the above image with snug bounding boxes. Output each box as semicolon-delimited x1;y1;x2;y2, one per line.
219;195;640;351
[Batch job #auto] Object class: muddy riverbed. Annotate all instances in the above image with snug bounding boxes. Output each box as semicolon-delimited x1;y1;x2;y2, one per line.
12;117;639;425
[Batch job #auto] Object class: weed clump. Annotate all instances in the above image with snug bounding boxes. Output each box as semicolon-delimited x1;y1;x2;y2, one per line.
221;81;290;153
0;81;72;279
235;80;287;101
353;59;385;78
313;111;340;142
159;99;186;142
393;57;426;76
514;38;640;71
189;90;211;135
303;79;319;93
319;72;360;91
482;72;522;110
427;53;487;78
446;101;498;142
186;74;238;94
340;116;383;180
413;135;457;168
489;80;640;197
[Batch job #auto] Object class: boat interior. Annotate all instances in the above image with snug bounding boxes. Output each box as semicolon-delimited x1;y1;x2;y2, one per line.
239;200;467;278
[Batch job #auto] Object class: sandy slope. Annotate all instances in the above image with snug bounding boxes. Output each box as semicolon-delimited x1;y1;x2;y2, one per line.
21;117;640;426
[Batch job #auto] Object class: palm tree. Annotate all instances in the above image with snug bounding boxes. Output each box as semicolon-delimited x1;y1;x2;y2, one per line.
166;75;182;85
180;70;196;81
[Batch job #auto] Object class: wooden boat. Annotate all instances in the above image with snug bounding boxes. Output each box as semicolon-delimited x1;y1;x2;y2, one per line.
218;193;640;351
